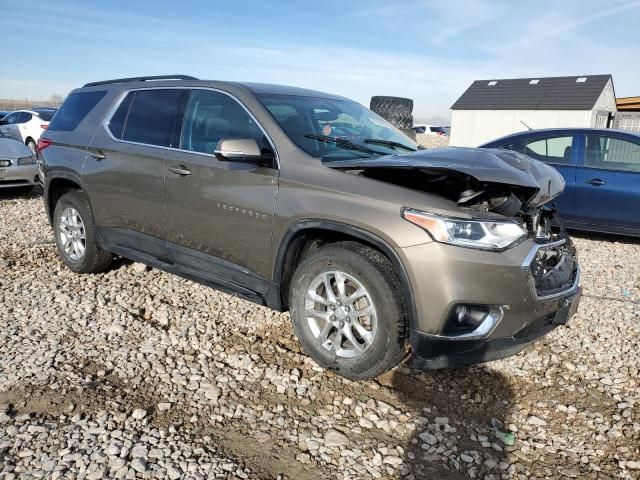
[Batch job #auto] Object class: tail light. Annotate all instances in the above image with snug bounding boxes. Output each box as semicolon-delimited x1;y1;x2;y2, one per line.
37;138;52;155
41;124;49;130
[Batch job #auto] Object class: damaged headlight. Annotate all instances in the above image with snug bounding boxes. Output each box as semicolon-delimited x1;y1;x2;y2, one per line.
402;208;526;251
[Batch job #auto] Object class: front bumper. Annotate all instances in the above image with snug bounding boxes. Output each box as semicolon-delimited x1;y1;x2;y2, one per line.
398;236;581;369
0;164;38;188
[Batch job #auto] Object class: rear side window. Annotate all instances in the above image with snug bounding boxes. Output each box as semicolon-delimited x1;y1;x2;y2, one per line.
36;110;56;121
48;91;107;131
17;112;32;123
109;89;183;147
585;135;640;172
524;136;574;164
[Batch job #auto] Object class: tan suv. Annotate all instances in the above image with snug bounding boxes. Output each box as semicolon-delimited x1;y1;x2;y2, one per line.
39;75;581;379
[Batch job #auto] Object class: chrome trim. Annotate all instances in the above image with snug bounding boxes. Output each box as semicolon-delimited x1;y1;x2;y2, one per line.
521;238;566;268
100;86;280;169
424;306;504;341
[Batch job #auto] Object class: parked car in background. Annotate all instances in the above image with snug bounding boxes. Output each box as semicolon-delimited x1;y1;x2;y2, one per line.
481;128;640;237
0;108;57;154
39;75;580;379
413;124;448;136
0;138;38;192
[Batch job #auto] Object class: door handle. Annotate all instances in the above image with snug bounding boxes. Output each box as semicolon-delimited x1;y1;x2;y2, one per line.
585;178;606;186
169;165;192;176
89;150;106;160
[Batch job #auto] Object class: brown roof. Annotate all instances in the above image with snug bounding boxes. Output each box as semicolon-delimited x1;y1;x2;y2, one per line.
617;96;640;111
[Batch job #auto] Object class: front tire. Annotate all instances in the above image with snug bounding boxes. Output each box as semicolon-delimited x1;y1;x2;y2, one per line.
53;190;112;273
289;242;408;380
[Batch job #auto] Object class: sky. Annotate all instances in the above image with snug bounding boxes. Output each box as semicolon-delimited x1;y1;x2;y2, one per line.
1;0;640;123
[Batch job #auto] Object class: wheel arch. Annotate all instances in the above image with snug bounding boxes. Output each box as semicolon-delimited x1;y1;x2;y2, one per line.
274;219;418;331
46;174;86;223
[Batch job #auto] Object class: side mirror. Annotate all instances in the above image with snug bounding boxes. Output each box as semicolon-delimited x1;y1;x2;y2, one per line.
214;138;272;166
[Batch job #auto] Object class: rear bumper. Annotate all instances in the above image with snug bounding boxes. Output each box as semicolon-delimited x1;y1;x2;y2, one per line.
0;165;38;188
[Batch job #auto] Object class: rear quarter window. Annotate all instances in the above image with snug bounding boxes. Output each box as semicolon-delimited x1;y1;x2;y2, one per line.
47;91;107;132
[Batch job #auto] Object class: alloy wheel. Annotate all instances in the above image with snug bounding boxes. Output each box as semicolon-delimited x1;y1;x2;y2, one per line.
59;207;86;261
304;270;377;358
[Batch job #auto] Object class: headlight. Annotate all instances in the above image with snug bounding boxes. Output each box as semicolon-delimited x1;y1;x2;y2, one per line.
17;156;36;165
0;159;10;167
402;208;526;250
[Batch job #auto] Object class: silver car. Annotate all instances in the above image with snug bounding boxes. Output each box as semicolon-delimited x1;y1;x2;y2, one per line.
0;138;38;190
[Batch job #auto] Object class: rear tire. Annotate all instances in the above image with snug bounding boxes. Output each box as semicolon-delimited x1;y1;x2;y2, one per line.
53;190;113;273
289;242;408;380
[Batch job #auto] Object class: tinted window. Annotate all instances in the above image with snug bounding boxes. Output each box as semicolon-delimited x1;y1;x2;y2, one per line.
585;135;640;172
120;89;183;147
17;112;32;124
414;126;426;134
1;113;19;124
35;110;56;121
523;136;573;164
108;93;134;140
180;90;269;155
48;91;107;131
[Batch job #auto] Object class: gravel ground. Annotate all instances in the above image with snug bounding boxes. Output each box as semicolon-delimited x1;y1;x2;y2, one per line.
0;188;638;480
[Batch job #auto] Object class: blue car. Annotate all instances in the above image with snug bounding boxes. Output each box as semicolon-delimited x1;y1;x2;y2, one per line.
481;128;640;237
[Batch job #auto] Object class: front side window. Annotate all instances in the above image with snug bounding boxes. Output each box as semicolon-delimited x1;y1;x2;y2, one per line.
524;136;574;164
108;89;183;147
585;135;640;172
180;89;269;156
1;113;19;125
257;94;416;159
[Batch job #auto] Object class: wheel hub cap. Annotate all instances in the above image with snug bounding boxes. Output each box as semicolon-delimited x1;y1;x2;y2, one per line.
304;271;378;359
58;207;86;261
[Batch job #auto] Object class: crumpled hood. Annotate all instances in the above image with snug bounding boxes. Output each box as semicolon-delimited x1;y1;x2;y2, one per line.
323;146;565;207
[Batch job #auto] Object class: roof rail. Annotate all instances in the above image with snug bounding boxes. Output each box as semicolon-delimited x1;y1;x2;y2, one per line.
83;75;199;88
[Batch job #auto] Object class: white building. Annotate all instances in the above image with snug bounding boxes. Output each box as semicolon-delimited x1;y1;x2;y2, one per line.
449;75;617;147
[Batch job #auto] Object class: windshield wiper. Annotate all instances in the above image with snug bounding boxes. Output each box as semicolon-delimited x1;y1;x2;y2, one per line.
362;138;416;152
304;134;383;155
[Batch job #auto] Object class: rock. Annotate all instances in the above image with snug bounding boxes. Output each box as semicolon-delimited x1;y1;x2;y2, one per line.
419;432;438;445
359;418;374;429
527;415;547;426
461;453;474;463
132;263;148;274
131;458;147;473
254;432;271;443
157;402;171;411
131;409;147;420
323;429;350;447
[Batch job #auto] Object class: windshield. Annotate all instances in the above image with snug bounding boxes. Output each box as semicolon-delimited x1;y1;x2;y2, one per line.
257;94;416;159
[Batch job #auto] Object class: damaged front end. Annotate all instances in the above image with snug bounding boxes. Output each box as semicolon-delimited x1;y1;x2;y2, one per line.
324;146;579;295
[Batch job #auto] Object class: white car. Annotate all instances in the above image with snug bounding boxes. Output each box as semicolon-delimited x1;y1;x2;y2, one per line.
0;138;38;191
0;108;57;154
413;124;449;137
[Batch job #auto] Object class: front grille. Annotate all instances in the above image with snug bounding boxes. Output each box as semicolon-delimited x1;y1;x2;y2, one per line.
528;239;578;298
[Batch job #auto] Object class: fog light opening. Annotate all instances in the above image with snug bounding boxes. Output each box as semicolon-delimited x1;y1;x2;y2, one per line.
445;304;504;339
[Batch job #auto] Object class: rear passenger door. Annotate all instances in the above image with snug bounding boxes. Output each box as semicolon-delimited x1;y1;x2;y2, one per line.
504;134;578;220
83;88;185;261
163;88;278;283
572;133;640;233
